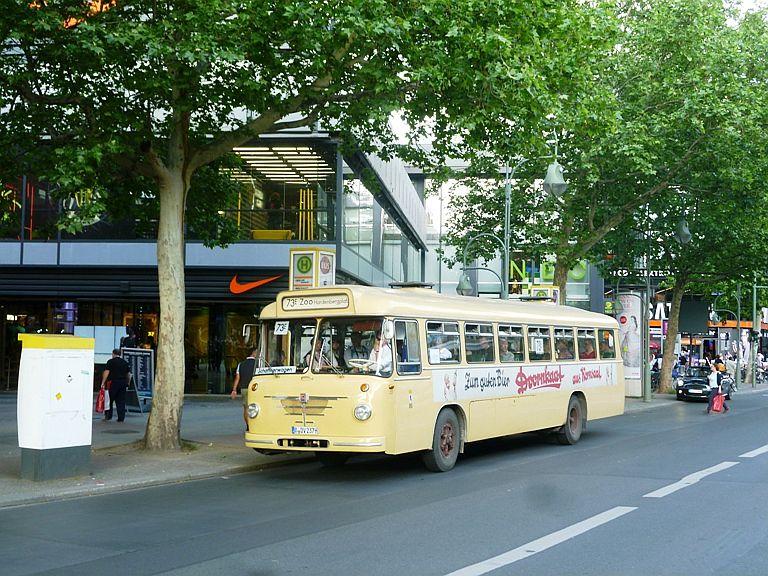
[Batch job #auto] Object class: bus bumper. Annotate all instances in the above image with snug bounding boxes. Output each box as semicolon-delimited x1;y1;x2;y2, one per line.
245;432;387;453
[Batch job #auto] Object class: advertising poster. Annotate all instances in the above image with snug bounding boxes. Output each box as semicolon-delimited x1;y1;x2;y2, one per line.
617;293;642;379
431;363;618;402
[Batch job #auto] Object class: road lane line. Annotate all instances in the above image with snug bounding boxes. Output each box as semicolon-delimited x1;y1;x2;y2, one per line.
740;444;768;458
643;461;739;498
444;506;637;576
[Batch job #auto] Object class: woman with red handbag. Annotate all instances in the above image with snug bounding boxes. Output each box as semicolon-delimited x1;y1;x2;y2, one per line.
707;363;729;414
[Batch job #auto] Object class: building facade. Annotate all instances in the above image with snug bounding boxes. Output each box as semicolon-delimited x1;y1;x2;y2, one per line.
0;129;428;393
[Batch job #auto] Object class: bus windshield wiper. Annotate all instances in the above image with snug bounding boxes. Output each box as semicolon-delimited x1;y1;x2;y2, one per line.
258;356;276;375
320;353;343;375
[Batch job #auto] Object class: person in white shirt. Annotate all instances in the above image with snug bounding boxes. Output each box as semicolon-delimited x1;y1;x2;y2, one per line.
369;332;392;376
304;338;329;370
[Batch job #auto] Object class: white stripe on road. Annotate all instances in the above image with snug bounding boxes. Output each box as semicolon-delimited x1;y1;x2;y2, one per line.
444;506;637;576
643;461;739;498
740;444;768;458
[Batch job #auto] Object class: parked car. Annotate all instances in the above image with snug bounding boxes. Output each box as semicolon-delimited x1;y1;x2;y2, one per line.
675;365;734;401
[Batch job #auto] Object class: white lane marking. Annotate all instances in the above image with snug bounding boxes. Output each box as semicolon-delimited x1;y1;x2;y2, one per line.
643;461;739;498
444;506;637;576
740;444;768;458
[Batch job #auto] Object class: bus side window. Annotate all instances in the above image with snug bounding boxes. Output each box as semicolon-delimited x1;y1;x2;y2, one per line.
555;328;575;360
599;329;616;359
528;326;552;362
427;321;460;365
577;329;597;360
466;323;494;363
395;320;421;375
499;324;524;362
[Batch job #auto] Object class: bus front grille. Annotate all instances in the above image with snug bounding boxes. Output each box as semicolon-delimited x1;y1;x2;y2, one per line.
278;438;329;448
267;394;347;416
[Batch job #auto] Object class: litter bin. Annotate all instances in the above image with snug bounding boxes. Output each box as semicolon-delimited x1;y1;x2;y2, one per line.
17;334;95;481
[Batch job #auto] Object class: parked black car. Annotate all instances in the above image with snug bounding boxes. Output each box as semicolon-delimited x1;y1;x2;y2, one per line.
675;366;734;401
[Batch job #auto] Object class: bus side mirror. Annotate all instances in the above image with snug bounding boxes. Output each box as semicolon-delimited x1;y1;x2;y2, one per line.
382;320;395;341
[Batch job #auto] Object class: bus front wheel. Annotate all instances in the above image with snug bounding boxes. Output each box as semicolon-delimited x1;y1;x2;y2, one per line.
422;409;461;472
557;396;584;445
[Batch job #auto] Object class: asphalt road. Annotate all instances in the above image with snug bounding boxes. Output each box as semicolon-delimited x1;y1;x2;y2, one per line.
3;391;768;576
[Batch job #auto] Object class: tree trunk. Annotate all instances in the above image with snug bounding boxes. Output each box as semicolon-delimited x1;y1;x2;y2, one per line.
144;175;187;450
553;258;569;304
659;275;687;394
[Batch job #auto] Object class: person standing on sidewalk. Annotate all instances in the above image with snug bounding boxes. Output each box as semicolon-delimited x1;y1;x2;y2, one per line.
231;347;258;428
101;349;132;422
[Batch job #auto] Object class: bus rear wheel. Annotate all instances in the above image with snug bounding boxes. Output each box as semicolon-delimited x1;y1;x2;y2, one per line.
422;409;461;472
557;395;584;445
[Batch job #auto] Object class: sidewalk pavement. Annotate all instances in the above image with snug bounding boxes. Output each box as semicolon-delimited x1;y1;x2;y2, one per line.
0;394;311;509
0;386;762;508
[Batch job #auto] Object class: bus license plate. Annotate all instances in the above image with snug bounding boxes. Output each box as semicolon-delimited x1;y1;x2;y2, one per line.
292;426;318;435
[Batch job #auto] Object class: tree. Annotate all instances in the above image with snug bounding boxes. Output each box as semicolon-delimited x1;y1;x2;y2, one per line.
0;0;607;449
597;3;768;392
445;0;768;306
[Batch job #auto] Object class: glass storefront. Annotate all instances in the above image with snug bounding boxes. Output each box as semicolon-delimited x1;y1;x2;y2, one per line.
0;133;429;392
1;300;261;394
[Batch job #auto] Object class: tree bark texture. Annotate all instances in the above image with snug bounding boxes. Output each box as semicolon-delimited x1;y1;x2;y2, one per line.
144;176;186;450
659;275;686;394
553;259;569;305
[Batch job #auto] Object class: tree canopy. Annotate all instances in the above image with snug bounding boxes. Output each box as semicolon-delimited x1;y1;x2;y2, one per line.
0;0;611;448
445;0;768;304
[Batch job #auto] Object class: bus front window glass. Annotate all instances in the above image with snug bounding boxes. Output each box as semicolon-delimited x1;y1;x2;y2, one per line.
555;328;575;360
499;325;524;362
528;326;552;361
292;317;390;376
577;329;597;359
466;323;494;363
316;320;350;373
599;329;617;359
291;320;318;371
263;322;288;366
395;320;421;375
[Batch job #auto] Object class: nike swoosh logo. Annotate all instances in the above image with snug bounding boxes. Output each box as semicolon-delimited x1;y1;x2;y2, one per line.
229;274;282;295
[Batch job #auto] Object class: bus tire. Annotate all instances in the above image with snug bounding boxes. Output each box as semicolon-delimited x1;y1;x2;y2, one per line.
315;452;350;467
557;395;584;445
422;409;461;472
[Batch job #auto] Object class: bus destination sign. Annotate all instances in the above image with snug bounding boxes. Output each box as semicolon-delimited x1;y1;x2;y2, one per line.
282;294;349;311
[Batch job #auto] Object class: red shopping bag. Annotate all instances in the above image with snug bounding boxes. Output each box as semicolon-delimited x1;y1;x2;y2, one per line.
712;393;724;413
95;388;105;413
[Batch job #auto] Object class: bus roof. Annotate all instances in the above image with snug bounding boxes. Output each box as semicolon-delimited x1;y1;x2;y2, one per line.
260;285;617;328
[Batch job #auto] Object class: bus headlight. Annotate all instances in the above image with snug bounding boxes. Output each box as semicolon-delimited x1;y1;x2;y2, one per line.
247;403;260;419
354;404;372;421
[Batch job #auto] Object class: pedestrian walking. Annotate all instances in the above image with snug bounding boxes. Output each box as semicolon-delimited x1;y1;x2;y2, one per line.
706;363;729;414
101;348;132;422
231;347;258;428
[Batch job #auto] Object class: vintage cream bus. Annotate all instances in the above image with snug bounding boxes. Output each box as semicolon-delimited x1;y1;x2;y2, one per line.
244;284;624;471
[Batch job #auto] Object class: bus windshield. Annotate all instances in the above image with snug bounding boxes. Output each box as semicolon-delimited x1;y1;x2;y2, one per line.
263;317;391;376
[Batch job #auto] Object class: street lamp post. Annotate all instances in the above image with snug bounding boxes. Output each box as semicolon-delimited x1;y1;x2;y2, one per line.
501;156;568;301
457;154;568;299
457;233;506;297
